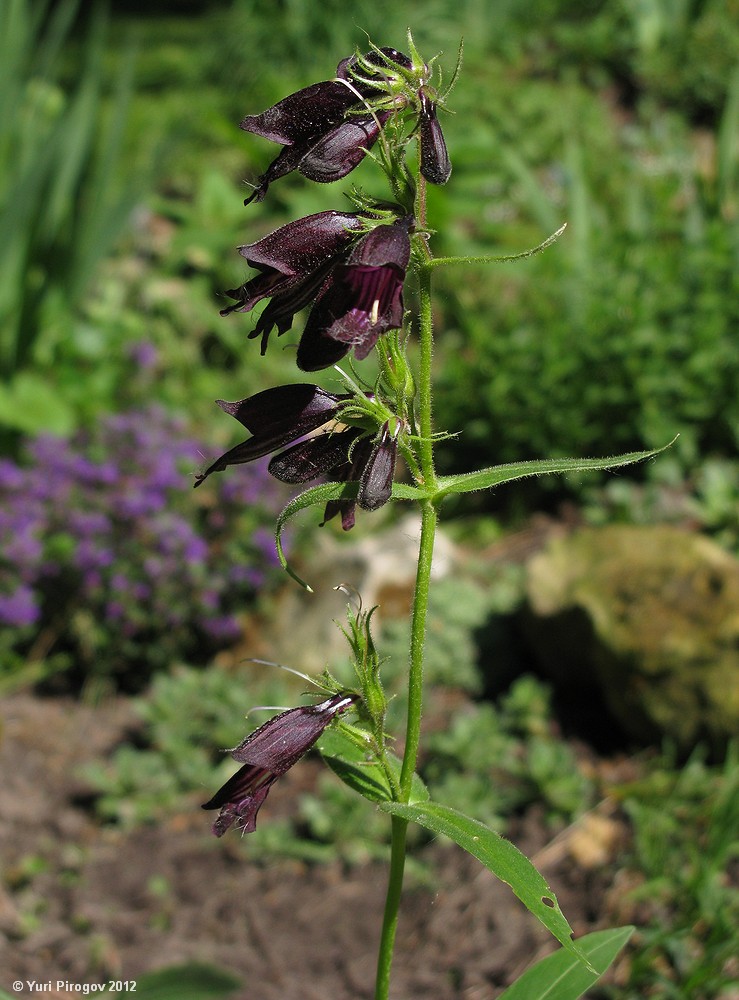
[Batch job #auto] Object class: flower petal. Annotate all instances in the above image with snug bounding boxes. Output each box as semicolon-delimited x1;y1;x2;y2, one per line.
194;385;347;486
239;211;364;282
297;112;389;184
201;765;279;837
218;384;344;438
268;428;361;484
419;92;452;184
358;424;398;510
230;694;357;771
240;81;358;145
220;211;364;346
297;216;412;368
321;437;376;530
202;694;356;837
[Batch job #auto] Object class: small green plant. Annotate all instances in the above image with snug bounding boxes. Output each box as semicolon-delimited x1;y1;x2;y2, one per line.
601;745;739;1000
424;678;594;830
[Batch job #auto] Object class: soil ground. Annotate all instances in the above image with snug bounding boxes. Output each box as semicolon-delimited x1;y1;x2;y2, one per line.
0;694;628;1000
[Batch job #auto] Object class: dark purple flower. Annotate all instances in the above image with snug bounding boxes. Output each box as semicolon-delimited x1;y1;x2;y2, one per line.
194;385;400;530
321;422;398;530
193;384;352;486
220;210;365;355
419;90;452;185
296;215;413;371
202;692;356;836
241;49;412;204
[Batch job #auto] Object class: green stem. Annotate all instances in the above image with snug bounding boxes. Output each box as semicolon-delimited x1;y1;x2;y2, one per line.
374;255;438;1000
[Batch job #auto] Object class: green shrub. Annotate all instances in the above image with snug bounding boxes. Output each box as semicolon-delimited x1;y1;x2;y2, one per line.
432;88;739;491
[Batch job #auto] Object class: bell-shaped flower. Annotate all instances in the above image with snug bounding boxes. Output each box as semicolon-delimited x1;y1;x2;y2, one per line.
419;89;452;185
240;49;412;204
202;692;356;836
322;422;399;530
296;215;413;372
193;383;350;486
194;385;399;530
220;210;365;354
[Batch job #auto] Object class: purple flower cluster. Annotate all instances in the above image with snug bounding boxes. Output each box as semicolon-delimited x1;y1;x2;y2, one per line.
0;406;287;685
204;46;451;534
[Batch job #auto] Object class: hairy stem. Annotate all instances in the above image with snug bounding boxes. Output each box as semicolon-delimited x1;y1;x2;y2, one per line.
374;256;437;1000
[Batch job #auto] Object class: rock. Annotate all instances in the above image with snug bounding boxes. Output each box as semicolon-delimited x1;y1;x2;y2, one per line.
524;525;739;751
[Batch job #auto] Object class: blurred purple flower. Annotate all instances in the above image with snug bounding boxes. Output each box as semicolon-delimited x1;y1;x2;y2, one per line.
201;615;242;642
0;586;40;628
0;406;288;677
128;340;159;371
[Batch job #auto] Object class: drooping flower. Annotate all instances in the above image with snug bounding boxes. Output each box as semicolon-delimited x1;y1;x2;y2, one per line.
418;89;452;185
202;692;357;836
240;49;412;204
194;385;400;530
193;384;352;486
220;210;365;355
321;421;399;530
296;215;413;371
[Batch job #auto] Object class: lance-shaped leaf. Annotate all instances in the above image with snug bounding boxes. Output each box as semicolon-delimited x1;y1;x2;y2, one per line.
378;799;593;969
497;926;634;1000
274;480;425;590
434;442;675;500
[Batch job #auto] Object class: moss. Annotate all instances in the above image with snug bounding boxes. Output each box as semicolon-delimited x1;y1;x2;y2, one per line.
526;525;739;750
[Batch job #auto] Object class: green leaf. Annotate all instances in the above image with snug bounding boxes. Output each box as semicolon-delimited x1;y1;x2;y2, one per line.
429;222;568;268
0;371;75;435
435;441;675;498
497;926;634;1000
379;800;591;967
110;962;241;1000
318;727;429;804
275;481;353;590
390;482;427;500
275;480;425;590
